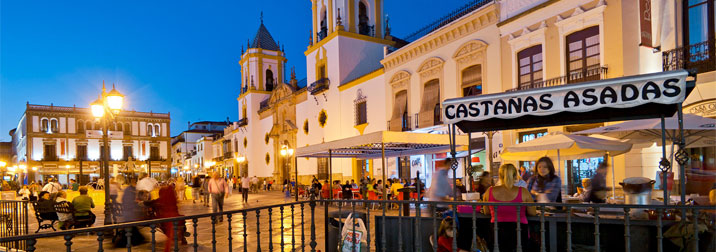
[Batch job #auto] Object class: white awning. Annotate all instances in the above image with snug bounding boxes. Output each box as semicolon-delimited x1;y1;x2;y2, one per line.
295;131;469;159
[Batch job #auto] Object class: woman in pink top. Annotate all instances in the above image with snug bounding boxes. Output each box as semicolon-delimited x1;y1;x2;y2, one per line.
482;164;536;252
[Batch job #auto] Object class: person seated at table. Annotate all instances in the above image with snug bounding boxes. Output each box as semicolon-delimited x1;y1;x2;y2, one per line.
574;178;592;202
321;180;331;200
36;191;58;220
526;157;562;203
375;180;385;195
72;186;96;226
341;180;353;199
475;172;492;196
482;164;536;252
436;216;456;252
350;179;358;189
455;179;467;194
390;179;404;200
55;191;74;230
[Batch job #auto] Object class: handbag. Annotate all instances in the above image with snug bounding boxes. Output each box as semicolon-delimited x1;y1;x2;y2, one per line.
339;213;369;252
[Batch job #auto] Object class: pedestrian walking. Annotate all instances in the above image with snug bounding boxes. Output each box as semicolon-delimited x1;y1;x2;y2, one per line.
228;177;234;195
191;175;201;204
208;173;229;222
201;176;210;207
241;176;250;204
109;178;120;205
175;178;186;201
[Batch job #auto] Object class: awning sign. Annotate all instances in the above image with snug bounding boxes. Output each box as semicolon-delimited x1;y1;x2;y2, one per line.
443;70;689;125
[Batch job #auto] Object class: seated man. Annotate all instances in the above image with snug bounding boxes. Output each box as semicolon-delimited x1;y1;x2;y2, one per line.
71;186;96;227
36;191;59;220
55;191;74;229
574;178;592;202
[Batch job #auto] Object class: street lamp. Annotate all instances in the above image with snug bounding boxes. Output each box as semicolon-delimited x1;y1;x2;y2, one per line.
280;144;296;200
90;82;124;225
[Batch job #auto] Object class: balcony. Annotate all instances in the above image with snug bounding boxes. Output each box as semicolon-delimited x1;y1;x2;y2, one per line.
663;39;715;74
223;152;232;159
507;65;608;92
388;114;412;132
308;78;330;95
237;118;248;127
414;104;443;129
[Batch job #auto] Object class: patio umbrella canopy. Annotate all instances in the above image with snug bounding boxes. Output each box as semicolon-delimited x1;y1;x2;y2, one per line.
501;132;633;161
575;114;716;147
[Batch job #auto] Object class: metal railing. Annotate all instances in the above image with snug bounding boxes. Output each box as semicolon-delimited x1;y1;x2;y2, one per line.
663;39;715;73
308;78;330;95
0;200;28;251
508;66;608;92
237;118;248;127
0;197;712;252
403;0;493;42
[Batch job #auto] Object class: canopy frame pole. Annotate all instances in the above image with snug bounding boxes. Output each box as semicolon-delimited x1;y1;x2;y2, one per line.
610;154;616;199
449;124;458;201
659;114;670;205
467;132;472;192
676;104;688;205
329;149;333;200
486;131;495;176
381;142;387;198
294;154;299;201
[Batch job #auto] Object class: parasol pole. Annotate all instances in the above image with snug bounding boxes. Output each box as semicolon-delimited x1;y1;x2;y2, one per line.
610;154;616;199
677;104;686;205
659;114;669;205
557;149;562;182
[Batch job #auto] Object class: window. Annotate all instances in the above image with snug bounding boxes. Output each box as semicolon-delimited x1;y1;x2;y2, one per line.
566;26;600;83
684;0;715;46
358;1;371;36
462;65;483;97
318;65;326;80
154;125;161;137
50;119;58;133
41;118;49;132
86;121;92;131
266;69;274;91
43;144;57;161
390;90;408;131
355;101;367;125
116;123;123;133
147;124;154;137
150;146;160;161
517;45;543;88
124;123;131;136
123;146;133;160
319;8;328;39
418;79;440;128
317;158;329;180
99;144;107;160
76;145;87;161
110;123;116;131
517;129;548;172
77;121;85;134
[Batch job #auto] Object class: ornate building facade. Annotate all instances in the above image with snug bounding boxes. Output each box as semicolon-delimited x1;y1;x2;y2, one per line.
11;102;171;183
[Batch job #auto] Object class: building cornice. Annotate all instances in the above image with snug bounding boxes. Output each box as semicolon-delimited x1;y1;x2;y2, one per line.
304;30;395;56
237;90;272;101
380;4;498;71
338;68;384;91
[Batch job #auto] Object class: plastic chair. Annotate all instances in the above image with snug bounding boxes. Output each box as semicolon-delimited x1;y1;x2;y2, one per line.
367;191;382;209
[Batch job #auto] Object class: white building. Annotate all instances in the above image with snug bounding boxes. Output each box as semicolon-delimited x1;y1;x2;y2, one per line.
11;102;171;184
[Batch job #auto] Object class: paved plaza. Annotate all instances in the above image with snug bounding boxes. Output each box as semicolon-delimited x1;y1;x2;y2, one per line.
23;190;405;252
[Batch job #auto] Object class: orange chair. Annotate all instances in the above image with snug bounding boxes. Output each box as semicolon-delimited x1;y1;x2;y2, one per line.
367;191;382;209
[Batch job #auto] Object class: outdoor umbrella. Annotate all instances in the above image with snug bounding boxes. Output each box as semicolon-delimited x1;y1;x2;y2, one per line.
575;114;716;146
501;132;633;196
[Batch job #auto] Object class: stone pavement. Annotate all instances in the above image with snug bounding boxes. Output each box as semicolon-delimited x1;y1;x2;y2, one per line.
23;190;409;252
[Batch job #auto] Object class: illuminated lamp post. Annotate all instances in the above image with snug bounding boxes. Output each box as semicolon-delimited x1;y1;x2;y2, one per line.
90;82;124;225
280;144;296;200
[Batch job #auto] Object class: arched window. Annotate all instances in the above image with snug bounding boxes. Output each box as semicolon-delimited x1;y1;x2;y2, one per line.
390;90;408;131
154;124;161;137
110;122;116;131
358;1;371;36
77;120;85;133
461;65;483;97
566;26;600;83
117;123;123;132
85;121;92;131
265;69;274;91
147;123;154;137
124;123;131;135
50;119;59;133
40;118;49;132
319;7;328;39
517;45;543;88
418;79;440;128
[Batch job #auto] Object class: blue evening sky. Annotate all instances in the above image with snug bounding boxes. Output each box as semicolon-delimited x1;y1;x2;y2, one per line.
1;0;468;141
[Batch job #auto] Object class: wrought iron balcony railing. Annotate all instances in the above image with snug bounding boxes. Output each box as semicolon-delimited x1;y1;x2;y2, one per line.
308;78;330;95
388;114;412;132
507;65;608;92
403;0;493;42
237;118;248;127
662;39;715;73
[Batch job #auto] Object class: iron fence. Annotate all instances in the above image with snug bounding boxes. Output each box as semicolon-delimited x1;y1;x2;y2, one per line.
0;200;28;251
1;198;712;252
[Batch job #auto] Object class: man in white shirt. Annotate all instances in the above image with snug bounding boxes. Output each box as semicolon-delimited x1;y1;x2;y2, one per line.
241;176;251;203
208;172;229;222
42;178;62;199
251;176;259;193
136;173;158;193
